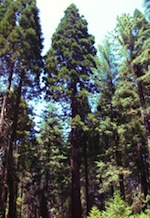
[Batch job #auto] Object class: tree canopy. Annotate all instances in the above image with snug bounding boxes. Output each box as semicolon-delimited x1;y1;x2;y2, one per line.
0;1;150;218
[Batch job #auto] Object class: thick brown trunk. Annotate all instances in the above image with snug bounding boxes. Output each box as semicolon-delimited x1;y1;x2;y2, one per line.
71;127;81;218
40;193;49;218
71;81;81;218
7;76;22;218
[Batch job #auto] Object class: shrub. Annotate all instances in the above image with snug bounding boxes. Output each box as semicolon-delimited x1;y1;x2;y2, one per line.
87;206;101;218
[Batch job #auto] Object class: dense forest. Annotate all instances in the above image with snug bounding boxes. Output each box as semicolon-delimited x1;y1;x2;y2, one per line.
0;0;150;217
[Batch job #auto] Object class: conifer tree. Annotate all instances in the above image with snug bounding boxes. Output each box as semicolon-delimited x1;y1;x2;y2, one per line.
95;37;128;201
37;108;70;217
114;10;150;200
0;90;36;217
0;0;43;216
0;0;18;143
0;0;43;141
115;10;150;160
45;4;97;217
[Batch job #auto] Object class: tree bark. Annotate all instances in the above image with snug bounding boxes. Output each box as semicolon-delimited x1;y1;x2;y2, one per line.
137;79;150;164
83;138;89;215
71;127;81;218
0;65;13;141
0;65;14;218
137;141;148;199
71;81;82;218
40;193;49;218
0;159;8;218
7;75;23;218
110;184;114;197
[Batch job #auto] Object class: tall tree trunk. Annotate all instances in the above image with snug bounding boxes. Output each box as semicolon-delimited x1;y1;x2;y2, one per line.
71;127;81;218
18;177;24;218
0;65;13;140
137;141;148;199
110;184;114;197
137;80;150;164
83;138;89;215
40;193;49;218
7;75;23;218
71;81;82;218
40;173;49;218
0;159;8;218
0;65;14;218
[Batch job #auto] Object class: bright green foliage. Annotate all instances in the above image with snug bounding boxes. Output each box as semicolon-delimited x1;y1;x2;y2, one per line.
130;214;149;218
87;194;149;218
87;206;101;218
96;161;130;194
102;192;131;218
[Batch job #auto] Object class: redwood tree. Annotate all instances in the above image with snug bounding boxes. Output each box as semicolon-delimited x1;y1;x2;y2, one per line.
45;4;97;217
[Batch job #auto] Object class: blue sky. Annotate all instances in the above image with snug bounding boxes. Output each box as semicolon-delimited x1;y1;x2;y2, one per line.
36;0;144;54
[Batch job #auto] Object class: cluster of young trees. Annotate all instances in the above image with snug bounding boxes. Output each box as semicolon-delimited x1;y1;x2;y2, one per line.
0;0;149;217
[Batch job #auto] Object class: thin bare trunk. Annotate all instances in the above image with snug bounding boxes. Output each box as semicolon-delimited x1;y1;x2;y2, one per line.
83;139;89;215
0;159;8;218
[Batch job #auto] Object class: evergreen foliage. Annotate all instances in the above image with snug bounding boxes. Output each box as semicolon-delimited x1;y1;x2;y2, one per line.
102;192;131;218
0;1;150;217
87;206;101;218
87;193;150;218
45;4;97;217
